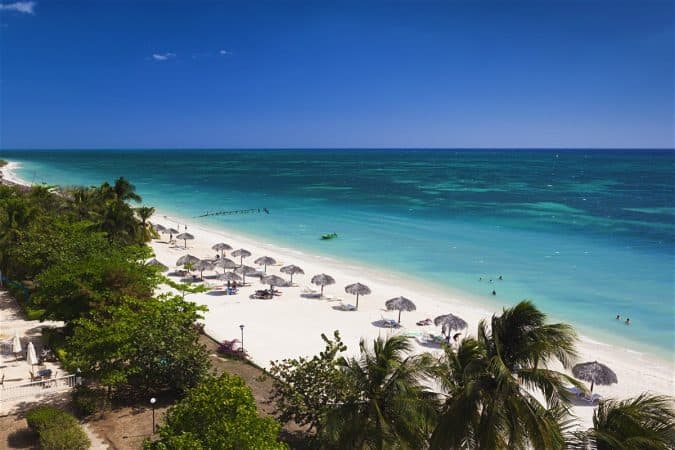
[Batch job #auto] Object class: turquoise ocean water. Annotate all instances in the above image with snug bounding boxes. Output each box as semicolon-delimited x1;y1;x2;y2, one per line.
2;149;674;359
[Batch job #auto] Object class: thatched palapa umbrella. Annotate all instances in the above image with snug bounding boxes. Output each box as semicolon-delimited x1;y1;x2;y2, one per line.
311;273;335;296
213;257;237;272
572;361;618;392
254;256;277;273
261;275;286;293
385;296;417;324
280;265;304;284
434;314;468;335
176;254;200;272
235;265;256;285
344;282;371;310
218;271;242;284
232;248;251;266
167;228;179;242
176;232;194;249
146;258;168;272
212;242;232;258
194;260;215;280
153;223;166;233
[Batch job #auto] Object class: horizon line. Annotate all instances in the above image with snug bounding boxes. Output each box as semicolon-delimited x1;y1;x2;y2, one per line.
2;147;674;151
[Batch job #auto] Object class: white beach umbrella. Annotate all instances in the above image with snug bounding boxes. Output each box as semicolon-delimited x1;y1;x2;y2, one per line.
26;342;38;366
11;332;22;359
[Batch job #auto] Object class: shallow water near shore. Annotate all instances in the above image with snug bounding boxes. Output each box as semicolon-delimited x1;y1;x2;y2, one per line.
2;149;674;359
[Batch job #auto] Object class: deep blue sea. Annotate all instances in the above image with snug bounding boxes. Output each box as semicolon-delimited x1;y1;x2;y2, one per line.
2;149;674;358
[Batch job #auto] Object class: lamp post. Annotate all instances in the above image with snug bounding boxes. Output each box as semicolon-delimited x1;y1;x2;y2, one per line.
239;324;245;354
150;397;156;433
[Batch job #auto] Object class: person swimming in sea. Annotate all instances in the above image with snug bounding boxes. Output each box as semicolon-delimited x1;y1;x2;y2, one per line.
498;275;503;280
616;314;620;320
492;290;496;296
625;317;630;325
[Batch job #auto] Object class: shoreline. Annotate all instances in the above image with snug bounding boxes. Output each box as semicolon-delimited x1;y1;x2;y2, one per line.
2;160;673;427
0;161;29;187
148;209;674;428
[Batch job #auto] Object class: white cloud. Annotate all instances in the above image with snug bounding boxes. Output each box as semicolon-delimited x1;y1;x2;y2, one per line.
219;49;232;55
152;52;176;61
0;1;36;14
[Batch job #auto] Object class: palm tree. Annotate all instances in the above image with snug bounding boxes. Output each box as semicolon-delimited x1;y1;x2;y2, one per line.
322;335;437;449
573;394;675;450
136;206;156;242
430;301;581;450
0;197;34;248
68;186;93;219
112;177;142;203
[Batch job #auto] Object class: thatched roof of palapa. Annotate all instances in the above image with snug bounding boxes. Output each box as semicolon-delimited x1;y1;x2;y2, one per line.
572;361;618;386
385;296;417;312
345;282;371;296
280;264;304;275
311;273;335;286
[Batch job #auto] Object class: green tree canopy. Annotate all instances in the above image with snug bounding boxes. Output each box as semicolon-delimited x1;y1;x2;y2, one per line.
148;373;287;450
267;331;356;435
32;243;157;323
67;294;209;396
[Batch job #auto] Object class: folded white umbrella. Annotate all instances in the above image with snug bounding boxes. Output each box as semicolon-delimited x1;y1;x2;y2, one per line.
11;332;22;354
26;341;38;365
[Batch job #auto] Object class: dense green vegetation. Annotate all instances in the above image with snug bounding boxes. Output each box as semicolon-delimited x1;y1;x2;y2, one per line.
0;180;196;398
0;180;285;448
269;302;675;450
25;405;90;450
2;179;672;450
146;373;288;450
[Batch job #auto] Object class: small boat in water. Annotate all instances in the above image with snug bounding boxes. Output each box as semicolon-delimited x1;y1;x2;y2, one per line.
321;232;338;240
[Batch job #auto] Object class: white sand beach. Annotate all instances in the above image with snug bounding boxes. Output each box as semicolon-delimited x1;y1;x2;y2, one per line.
2;161;673;428
148;211;675;428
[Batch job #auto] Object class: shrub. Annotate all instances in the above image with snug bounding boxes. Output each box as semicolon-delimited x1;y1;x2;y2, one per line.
26;406;72;433
26;307;46;321
25;406;90;450
217;339;248;360
72;385;100;417
38;424;90;450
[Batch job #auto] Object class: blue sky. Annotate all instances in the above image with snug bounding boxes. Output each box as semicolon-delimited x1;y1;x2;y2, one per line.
0;0;673;149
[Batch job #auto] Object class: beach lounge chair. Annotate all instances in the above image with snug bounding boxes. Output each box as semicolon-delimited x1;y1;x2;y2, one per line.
381;316;400;328
564;386;602;405
341;303;357;311
417;333;444;346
